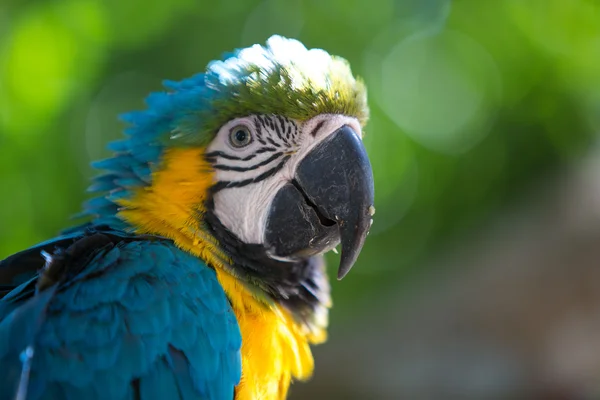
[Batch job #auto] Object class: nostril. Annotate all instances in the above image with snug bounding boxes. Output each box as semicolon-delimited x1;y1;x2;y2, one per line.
291;179;336;227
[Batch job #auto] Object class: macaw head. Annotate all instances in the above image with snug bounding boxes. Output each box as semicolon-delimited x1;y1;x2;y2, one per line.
81;36;374;332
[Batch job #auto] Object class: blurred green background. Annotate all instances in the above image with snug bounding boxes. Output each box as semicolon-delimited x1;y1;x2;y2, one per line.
2;0;600;398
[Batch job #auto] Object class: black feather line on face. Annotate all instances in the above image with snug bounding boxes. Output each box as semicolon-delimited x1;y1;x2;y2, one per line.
204;150;257;162
212;152;283;172
276;115;286;132
309;120;325;137
254;119;264;139
256;146;277;154
265;136;281;148
210;155;290;194
291;121;300;146
273;119;282;139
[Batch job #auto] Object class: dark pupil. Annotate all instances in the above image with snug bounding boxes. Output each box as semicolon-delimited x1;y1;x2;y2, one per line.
234;130;247;143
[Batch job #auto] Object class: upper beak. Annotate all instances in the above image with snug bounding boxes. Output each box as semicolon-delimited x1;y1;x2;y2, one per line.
265;125;375;279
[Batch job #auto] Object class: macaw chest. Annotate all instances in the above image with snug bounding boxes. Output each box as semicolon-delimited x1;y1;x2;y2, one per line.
230;299;315;400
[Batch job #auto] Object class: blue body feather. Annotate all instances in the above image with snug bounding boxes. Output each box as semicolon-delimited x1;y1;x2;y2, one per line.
0;229;242;400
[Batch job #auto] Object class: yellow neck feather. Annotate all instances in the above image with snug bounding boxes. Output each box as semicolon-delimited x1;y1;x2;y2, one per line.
116;147;324;400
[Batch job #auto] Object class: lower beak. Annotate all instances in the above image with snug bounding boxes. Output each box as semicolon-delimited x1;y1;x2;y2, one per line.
265;125;375;279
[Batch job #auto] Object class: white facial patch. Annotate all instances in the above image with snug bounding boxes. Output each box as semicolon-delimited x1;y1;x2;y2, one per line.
206;114;362;246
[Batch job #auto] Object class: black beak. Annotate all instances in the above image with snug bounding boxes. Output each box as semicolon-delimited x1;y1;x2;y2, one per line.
265;125;375;279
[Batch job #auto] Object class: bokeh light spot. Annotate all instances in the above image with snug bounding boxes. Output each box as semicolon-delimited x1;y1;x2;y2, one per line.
3;9;78;131
378;30;501;155
0;1;107;136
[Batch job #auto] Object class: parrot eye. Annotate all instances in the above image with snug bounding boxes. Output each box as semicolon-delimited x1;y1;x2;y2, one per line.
229;125;253;148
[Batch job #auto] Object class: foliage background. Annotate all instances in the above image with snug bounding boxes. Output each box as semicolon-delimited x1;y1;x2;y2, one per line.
1;0;600;397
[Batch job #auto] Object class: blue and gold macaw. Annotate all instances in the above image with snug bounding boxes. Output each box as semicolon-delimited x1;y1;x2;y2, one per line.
0;36;374;400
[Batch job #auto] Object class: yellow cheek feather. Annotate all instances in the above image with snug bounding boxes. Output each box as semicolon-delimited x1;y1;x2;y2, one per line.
116;147;321;400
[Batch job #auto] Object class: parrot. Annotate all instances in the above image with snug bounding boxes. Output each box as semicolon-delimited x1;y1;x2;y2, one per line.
0;35;374;400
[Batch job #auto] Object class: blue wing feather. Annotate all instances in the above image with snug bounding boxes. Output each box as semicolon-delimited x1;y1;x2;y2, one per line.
167;347;204;399
0;229;242;400
139;356;181;400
